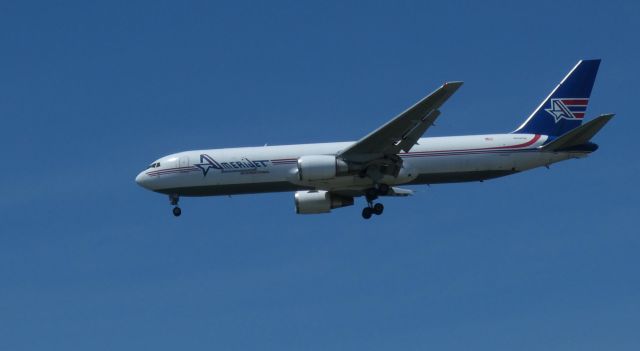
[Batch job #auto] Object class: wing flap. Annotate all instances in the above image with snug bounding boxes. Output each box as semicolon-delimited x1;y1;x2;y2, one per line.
330;186;414;198
387;187;414;197
396;109;440;152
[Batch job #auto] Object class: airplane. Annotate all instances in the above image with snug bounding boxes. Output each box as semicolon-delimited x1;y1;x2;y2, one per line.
135;59;613;219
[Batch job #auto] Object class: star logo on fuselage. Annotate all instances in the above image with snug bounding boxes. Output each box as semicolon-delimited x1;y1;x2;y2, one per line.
194;154;222;176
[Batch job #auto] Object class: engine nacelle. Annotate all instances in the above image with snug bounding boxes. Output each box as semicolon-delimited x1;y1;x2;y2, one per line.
297;155;348;181
294;190;354;214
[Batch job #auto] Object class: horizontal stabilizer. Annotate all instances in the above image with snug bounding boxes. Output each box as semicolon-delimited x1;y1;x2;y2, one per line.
541;114;614;151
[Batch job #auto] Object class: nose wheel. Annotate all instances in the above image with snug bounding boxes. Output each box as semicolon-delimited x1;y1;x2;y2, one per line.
170;194;181;217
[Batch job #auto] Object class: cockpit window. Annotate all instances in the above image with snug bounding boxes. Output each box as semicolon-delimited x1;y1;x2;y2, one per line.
147;162;161;169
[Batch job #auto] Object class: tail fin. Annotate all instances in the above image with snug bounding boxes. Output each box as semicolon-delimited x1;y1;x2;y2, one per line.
514;59;601;136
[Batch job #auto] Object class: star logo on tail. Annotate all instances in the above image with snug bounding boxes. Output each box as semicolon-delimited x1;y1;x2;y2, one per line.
545;98;588;122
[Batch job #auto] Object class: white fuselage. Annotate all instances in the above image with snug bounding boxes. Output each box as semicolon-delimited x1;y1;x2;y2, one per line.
135;133;587;196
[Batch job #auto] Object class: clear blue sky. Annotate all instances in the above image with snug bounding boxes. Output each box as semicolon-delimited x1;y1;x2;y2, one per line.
1;1;638;350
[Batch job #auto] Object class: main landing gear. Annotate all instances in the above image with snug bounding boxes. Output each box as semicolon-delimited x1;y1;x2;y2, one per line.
361;184;389;220
170;194;181;217
362;203;384;219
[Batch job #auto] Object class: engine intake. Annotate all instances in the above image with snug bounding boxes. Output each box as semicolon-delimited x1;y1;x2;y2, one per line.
294;190;354;214
297;155;348;181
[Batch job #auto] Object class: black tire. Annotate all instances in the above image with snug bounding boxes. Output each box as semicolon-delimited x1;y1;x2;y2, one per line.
362;207;373;219
172;207;182;217
377;184;390;195
373;203;384;215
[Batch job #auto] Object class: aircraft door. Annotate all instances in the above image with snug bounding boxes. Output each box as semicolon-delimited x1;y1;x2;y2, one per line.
179;155;190;168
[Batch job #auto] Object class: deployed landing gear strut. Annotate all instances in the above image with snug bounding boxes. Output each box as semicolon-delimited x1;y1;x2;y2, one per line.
361;184;388;219
170;194;181;217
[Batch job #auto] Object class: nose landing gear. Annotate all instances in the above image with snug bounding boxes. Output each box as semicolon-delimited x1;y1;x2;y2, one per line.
170;194;181;217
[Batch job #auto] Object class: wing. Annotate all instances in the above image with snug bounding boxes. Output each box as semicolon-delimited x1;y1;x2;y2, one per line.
338;82;463;163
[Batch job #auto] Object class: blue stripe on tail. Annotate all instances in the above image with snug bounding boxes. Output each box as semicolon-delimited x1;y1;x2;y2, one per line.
514;59;600;136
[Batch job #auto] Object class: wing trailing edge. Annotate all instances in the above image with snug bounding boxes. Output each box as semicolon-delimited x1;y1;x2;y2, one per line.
339;81;463;162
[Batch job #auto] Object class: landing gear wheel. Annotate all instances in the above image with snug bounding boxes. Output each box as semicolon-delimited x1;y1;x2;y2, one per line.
169;194;181;217
373;203;384;215
362;207;373;219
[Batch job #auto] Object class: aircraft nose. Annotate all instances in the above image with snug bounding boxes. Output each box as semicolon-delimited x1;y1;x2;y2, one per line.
135;171;150;189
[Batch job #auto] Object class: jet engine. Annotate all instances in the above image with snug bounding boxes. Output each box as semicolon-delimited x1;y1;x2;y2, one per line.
294;190;354;214
297;155;349;181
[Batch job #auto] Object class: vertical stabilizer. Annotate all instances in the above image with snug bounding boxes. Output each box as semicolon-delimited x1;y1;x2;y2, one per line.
514;60;600;136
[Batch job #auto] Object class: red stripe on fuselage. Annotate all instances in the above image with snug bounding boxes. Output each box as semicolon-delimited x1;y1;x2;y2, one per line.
403;134;541;156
